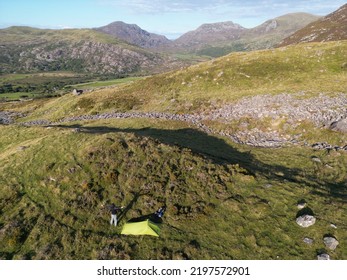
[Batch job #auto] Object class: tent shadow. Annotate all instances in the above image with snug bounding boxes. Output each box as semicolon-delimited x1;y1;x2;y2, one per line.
128;213;163;224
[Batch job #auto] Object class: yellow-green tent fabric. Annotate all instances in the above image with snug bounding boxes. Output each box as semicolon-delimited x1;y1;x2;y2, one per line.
121;219;160;237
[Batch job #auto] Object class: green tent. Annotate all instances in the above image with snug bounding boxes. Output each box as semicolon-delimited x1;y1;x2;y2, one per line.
121;219;161;237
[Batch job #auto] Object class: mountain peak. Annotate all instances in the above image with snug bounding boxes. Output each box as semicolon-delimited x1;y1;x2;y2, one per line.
197;21;245;31
251;13;320;35
175;21;245;46
95;21;171;49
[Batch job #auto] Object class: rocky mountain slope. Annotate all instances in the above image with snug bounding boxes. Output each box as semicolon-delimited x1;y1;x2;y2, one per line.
0;12;323;76
174;21;245;48
93;13;320;57
95;21;172;49
278;4;347;46
0;27;172;76
172;13;320;56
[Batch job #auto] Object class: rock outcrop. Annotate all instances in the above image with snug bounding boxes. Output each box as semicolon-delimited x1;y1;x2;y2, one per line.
330;118;347;133
0;111;25;124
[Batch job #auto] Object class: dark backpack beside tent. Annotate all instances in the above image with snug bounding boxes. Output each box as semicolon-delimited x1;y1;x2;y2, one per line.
155;206;166;218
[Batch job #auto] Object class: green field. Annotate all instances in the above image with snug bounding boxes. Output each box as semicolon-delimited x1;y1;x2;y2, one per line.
0;72;91;100
0;92;39;100
0;73;144;101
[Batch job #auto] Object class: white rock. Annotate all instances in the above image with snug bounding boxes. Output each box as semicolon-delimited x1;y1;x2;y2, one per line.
323;237;339;250
317;253;330;260
303;237;314;244
311;156;321;163
296;215;316;227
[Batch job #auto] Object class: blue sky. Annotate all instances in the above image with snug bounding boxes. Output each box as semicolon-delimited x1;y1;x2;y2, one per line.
0;0;345;38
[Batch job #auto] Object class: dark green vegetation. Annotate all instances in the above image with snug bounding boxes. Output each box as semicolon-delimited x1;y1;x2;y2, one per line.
0;72;141;101
0;41;346;260
0;72;92;100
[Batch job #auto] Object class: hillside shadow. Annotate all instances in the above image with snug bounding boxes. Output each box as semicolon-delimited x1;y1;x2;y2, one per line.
51;124;347;201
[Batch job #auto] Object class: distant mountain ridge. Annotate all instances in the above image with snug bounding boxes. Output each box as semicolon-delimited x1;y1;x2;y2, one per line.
278;4;347;46
92;13;321;55
174;21;245;47
172;13;321;56
0;26;166;75
0;8;341;76
95;21;172;49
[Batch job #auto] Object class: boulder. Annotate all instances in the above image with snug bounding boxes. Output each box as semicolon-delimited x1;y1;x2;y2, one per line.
303;237;314;245
72;89;83;96
330;118;347;133
296;214;316;227
323;236;339;250
317;253;330;260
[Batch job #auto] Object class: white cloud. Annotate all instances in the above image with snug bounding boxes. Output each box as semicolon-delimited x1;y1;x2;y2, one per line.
57;25;74;29
99;0;234;13
99;0;346;15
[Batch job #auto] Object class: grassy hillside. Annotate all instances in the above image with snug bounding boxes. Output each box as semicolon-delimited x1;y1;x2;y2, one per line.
0;26;127;45
0;119;346;259
0;41;346;260
278;4;347;47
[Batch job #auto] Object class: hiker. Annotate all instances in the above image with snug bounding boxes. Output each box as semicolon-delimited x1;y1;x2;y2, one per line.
155;206;166;218
109;203;123;226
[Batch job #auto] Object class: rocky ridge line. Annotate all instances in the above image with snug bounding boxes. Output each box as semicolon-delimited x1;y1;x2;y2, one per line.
200;92;347;128
4;92;347;149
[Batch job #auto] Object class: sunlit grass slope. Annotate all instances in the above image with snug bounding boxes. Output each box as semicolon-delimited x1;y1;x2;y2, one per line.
0;119;346;259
